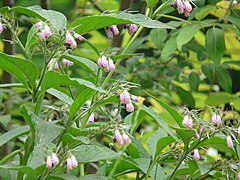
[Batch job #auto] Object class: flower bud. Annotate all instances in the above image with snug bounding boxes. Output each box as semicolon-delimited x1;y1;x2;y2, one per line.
35;21;43;29
122;132;131;145
46;156;52;168
183;0;192;17
51;153;59;166
106;25;119;38
125;24;138;35
107;58;115;71
98;55;108;68
227;135;234;148
131;95;138;102
65;32;77;48
193;149;200;161
237;172;240;180
74;33;84;41
66;157;73;170
70;155;78;168
211;113;221;127
119;90;131;104
48;59;59;70
86;113;95;125
182;115;193;129
195;132;200;139
126;102;134;112
39;25;52;41
176;0;184;14
113;130;123;145
62;59;74;67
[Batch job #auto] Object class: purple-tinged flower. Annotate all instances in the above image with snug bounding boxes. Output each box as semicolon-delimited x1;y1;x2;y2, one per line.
65;32;77;48
227;135;234;148
74;33;84;41
113;130;123;145
66;157;73;170
122;132;131;145
35;21;43;29
62;59;74;67
126;102;134;112
182;115;193;129
98;55;108;68
176;0;185;14
125;24;138;35
237;172;240;180
211;113;221;127
131;95;139;103
39;25;52;41
51;153;59;166
46;156;52;168
48;59;59;70
0;22;6;34
238;126;240;138
106;58;115;71
119;90;131;104
117;114;122;122
183;0;192;17
106;25;119;38
70;155;78;168
193;149;200;161
86;113;95;125
195;132;200;139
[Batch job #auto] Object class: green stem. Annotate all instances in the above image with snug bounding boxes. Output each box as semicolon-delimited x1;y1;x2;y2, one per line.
0;150;23;164
80;164;84;176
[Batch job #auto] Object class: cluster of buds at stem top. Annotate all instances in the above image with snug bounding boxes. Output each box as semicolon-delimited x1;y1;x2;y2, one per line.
211;113;222;127
86;113;95;125
119;90;138;112
193;149;200;161
182;115;193;129
66;155;78;170
64;31;84;49
226;135;234;148
98;55;115;71
171;0;193;17
106;25;119;38
35;21;52;41
47;59;59;70
113;129;131;146
0;22;6;34
124;24;138;35
46;153;59;168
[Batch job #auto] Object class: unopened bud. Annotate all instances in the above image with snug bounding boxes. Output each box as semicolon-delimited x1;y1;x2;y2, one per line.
182;115;193;129
126;102;134;112
193;149;200;161
62;59;74;67
211;113;222;127
227;135;234;148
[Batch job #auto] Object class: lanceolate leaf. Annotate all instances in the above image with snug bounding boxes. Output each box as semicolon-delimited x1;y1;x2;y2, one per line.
0;53;39;89
205;28;225;65
216;66;232;93
146;0;158;9
175;86;195;108
189;72;200;91
71;12;174;34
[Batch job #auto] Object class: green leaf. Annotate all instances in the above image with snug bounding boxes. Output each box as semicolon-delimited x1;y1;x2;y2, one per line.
206;92;233;106
61;54;98;76
188;160;200;176
216;66;232;93
172;127;195;150
0;165;36;180
155;136;175;157
127;137;150;159
189;72;200;91
41;71;104;92
146;0;158;9
205;28;225;65
0;53;39;88
74;145;119;163
25;26;38;54
62;133;90;147
150;29;167;49
47;88;74;105
177;24;200;50
161;35;177;60
71;12;174;34
201;63;214;81
175;86;195;108
0;126;30;147
146;92;183;127
12;5;67;31
48;174;107;180
141;105;178;141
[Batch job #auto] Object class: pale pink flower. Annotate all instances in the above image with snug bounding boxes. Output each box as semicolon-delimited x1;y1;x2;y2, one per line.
237;172;240;180
211;113;221;127
113;130;123;145
176;0;184;13
98;55;108;68
238;126;240;138
193;149;200;161
74;33;84;41
35;21;43;29
126;102;134;112
182;115;193;129
39;25;52;41
122;132;131;145
119;90;131;104
0;22;5;34
51;153;59;166
106;25;119;38
47;59;59;70
131;95;139;102
46;156;52;168
86;113;95;125
195;132;200;139
71;155;78;168
106;58;115;71
125;24;138;35
62;59;74;67
66;157;73;170
227;135;234;148
65;32;77;48
183;0;192;16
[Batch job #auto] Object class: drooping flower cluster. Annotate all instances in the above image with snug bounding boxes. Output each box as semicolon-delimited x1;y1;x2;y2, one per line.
124;24;138;35
46;153;59;168
106;24;138;38
98;55;115;71
35;21;52;41
64;31;83;49
66;155;78;170
119;90;138;112
47;59;74;70
171;0;193;17
113;129;131;146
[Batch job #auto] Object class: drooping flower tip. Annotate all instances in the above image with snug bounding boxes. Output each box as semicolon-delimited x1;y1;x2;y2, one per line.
131;95;139;103
227;135;234;148
193;149;200;161
195;132;200;139
0;22;6;34
51;153;59;166
74;33;84;41
113;130;123;145
35;21;43;29
183;0;192;17
107;58;115;71
98;55;108;68
125;24;138;35
48;59;59;70
86;113;95;125
119;90;131;104
66;155;78;170
126;102;134;112
62;59;74;67
65;32;77;49
172;0;193;17
66;157;73;170
70;155;78;168
182;115;193;129
122;132;131;145
46;153;59;168
211;113;221;127
46;156;52;168
39;25;52;41
106;25;119;38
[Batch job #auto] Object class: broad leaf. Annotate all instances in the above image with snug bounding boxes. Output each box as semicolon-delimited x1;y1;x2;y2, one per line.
71;12;173;34
216;66;232;93
155;136;175;157
161;35;177;60
175;86;195;108
0;53;39;88
47;88;74;105
150;29;167;49
127;137;150;159
189;72;200;91
201;63;214;81
146;0;158;9
205;28;225;65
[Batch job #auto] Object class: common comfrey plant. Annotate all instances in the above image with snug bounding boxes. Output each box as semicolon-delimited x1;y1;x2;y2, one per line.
0;1;239;180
